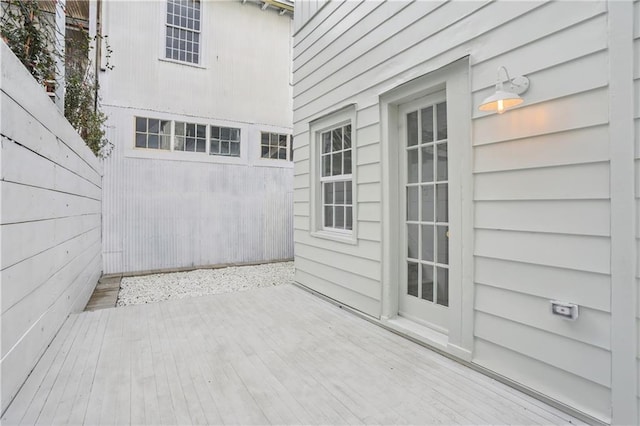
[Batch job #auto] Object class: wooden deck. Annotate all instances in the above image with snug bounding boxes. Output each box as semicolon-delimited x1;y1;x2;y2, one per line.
2;284;581;425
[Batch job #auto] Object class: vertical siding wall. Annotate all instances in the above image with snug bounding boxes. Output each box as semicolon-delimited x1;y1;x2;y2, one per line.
293;1;614;421
0;43;102;413
293;0;327;33
100;1;294;274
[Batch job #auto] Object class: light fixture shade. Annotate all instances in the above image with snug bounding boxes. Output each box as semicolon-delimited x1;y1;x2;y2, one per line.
478;90;524;114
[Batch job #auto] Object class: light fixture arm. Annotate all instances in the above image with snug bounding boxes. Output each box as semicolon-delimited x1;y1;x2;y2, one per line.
495;66;529;95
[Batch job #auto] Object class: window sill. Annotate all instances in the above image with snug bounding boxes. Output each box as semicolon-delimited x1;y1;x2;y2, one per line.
158;57;207;69
311;230;357;245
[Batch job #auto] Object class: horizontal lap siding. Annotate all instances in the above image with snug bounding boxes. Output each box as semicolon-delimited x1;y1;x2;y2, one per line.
294;0;612;420
634;0;640;419
0;43;102;414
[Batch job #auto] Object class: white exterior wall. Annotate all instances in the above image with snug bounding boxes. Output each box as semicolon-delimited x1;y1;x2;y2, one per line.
293;1;636;422
634;0;640;419
0;43;102;413
100;1;294;274
293;0;327;33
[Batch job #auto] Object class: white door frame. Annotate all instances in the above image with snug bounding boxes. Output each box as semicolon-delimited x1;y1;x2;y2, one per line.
379;56;474;361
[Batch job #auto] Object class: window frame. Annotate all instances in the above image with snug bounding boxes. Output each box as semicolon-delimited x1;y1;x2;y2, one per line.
309;105;358;244
260;132;291;161
164;0;202;65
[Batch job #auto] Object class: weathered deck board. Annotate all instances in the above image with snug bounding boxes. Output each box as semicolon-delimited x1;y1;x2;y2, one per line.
2;284;582;425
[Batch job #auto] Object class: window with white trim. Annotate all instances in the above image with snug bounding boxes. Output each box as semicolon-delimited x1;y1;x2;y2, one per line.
320;124;353;231
165;0;201;64
135;117;171;150
261;132;290;160
174;121;206;152
210;126;240;157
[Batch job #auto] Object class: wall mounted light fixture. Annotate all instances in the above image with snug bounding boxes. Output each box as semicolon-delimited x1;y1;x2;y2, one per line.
478;66;530;114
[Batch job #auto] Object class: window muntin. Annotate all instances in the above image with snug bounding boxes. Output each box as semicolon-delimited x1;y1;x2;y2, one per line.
210;126;240;157
135;117;171;150
405;101;449;307
174;121;206;152
261;132;289;160
320;124;352;231
165;0;201;64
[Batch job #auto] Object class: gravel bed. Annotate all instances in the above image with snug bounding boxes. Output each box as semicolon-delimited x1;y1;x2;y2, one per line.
116;261;294;306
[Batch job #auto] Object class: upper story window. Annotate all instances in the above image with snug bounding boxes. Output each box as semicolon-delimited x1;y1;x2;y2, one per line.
165;0;201;64
261;132;291;160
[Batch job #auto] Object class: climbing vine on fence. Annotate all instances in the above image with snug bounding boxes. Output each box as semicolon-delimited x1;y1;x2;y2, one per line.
1;0;114;157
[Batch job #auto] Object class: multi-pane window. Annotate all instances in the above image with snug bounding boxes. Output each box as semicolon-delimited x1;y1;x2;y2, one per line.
406;101;449;307
174;121;206;152
261;132;289;160
135;117;171;150
165;0;201;64
321;124;352;231
210;126;240;157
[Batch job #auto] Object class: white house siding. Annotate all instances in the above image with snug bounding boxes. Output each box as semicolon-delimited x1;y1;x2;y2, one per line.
634;0;640;419
293;0;327;33
100;1;294;274
293;1;618;421
0;43;102;413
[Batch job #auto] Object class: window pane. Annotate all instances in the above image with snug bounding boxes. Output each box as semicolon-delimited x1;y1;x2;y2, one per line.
221;127;230;140
324;206;333;228
261;146;269;158
421;185;434;222
407;148;418;184
175;123;184;136
175;136;184;151
407;111;418;147
341;149;351;175
324;182;333;204
335;181;344;204
407;224;418;259
230;128;239;141
136;117;146;132
436;267;449;307
436;183;448;222
196;140;206;152
148;119;159;134
343;125;351;149
230;141;240;156
186;137;195;151
148;134;159;149
186;123;195;137
407;262;419;297
322;155;331;177
269;146;279;159
345;182;352;205
332;152;342;176
210;140;219;154
421;145;434;183
346;207;353;230
279;134;287;147
197;125;206;138
221;141;230;154
332;129;342;151
437;226;449;265
436;143;448;181
261;132;269;145
161;121;171;135
407;186;418;221
421;106;433;143
160;135;171;150
322;132;331;154
421;225;434;262
135;133;146;148
279;148;287;159
421;265;434;302
335;206;345;228
437;102;447;140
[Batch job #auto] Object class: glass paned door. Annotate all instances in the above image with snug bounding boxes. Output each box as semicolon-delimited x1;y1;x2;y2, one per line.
399;92;450;331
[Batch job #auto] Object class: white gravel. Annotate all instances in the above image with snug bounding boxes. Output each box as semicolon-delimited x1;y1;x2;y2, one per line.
116;261;294;306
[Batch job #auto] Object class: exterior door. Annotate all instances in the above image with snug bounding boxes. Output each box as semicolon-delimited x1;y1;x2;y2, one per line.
398;91;450;333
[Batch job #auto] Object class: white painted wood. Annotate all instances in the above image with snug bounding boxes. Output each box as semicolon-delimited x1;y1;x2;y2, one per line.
0;41;102;415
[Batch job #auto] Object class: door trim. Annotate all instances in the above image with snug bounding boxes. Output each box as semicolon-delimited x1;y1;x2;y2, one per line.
379;56;474;360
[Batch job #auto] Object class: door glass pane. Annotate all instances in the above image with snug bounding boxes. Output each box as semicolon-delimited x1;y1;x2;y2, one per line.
407;224;418;259
407;187;418;221
407;111;418;147
436;143;448;181
436;267;449;307
407;148;418;183
437;226;448;265
421;264;434;302
421;106;433;143
407;262;419;297
437;102;447;140
436;183;448;222
421;225;433;262
421;145;434;183
421;185;434;222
